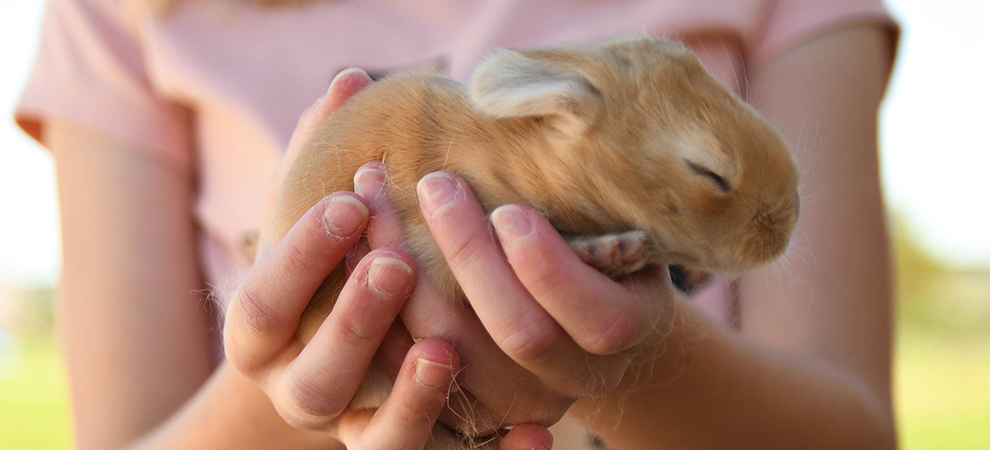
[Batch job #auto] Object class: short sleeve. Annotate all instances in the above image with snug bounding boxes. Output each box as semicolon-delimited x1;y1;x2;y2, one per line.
748;0;900;70
15;0;191;171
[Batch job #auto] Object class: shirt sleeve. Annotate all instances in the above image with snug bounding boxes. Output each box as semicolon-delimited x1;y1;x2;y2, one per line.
14;0;191;171
747;0;900;70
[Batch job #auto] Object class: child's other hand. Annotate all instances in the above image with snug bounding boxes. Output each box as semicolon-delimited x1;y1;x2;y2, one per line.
398;171;676;431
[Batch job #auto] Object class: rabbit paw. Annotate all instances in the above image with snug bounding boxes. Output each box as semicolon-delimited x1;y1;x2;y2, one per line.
568;231;650;278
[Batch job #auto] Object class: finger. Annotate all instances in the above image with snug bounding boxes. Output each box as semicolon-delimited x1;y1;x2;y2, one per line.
354;161;449;381
288;68;373;175
491;204;675;355
399;279;573;433
500;424;554;450
393;170;573;428
416;172;618;398
354;162;408;249
274;248;416;429
415;172;560;348
260;68;373;255
348;162;407;285
224;193;369;375
375;317;416;379
308;68;374;128
344;339;460;450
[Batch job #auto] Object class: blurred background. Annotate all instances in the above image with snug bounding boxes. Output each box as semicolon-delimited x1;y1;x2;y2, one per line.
1;0;988;448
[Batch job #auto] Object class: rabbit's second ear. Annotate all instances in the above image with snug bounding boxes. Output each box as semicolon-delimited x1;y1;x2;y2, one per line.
470;50;601;137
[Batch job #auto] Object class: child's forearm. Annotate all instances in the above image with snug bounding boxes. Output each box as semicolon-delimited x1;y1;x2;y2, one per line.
130;364;342;450
571;298;895;450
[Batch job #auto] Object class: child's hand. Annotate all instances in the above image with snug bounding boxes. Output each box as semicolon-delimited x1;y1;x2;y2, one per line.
225;69;554;449
398;171;677;430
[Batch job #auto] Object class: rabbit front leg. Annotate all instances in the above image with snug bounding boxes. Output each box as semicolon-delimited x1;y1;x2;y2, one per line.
566;231;711;293
566;231;652;279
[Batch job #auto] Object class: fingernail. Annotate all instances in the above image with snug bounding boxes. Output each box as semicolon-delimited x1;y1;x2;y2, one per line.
354;165;387;203
491;205;534;246
323;196;368;238
417;172;459;217
367;256;413;298
414;358;452;389
329;67;368;93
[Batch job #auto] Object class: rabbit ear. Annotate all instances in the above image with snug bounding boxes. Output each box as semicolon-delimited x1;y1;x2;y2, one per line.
470;49;602;136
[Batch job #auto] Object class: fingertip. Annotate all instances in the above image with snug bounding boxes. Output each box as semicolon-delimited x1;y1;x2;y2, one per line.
400;338;460;394
491;204;575;287
351;245;417;295
326;67;373;108
491;204;537;248
358;339;459;448
417;171;464;220
322;193;370;239
329;67;372;92
408;339;460;376
354;162;388;204
307;67;373;127
366;253;416;300
500;423;554;450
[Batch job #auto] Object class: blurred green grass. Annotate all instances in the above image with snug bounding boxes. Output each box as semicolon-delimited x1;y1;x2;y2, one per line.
2;328;990;448
0;337;71;449
3;315;990;449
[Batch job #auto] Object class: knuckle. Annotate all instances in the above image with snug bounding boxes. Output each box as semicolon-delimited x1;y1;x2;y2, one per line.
333;310;379;343
528;265;565;298
221;332;258;375
581;313;636;355
279;369;346;428
390;399;433;432
441;231;489;272
498;318;559;363
232;278;285;336
583;371;623;399
561;356;627;399
520;244;556;281
595;358;628;394
511;239;568;295
280;237;328;279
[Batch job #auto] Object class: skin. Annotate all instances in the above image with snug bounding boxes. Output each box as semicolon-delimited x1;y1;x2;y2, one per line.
50;70;552;449
47;23;894;450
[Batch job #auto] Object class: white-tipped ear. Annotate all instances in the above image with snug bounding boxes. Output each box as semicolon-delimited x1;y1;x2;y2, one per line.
470;50;601;135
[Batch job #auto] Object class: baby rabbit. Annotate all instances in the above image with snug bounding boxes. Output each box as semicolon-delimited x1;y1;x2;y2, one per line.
266;36;800;448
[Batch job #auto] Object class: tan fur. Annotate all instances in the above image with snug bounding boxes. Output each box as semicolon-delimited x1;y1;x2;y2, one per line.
267;36;799;448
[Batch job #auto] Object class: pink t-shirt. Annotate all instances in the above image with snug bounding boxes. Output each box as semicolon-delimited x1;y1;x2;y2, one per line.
17;0;896;326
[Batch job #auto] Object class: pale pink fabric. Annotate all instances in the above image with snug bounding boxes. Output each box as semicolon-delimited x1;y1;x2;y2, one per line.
17;0;897;326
